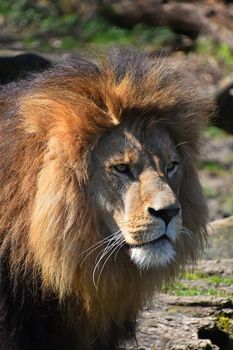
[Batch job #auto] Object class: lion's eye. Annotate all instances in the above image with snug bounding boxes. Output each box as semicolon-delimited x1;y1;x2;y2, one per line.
113;163;130;173
166;161;179;178
112;163;135;180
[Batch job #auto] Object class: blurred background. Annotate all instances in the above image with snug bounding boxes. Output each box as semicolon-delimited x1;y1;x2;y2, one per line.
1;1;233;348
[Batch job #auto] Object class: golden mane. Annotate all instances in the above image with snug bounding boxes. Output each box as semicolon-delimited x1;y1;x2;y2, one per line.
0;50;214;349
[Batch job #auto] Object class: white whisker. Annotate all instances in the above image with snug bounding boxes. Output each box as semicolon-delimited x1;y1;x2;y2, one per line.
92;239;119;282
92;232;123;289
174;141;188;150
114;241;125;262
79;230;121;266
95;239;124;289
93;231;122;264
181;226;194;237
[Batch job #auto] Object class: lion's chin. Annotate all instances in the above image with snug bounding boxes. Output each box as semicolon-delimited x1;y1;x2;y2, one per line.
129;237;176;269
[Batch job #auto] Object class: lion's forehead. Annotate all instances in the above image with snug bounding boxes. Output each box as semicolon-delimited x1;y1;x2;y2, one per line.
95;122;178;167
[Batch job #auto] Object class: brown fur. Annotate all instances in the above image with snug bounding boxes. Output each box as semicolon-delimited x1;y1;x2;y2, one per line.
0;51;214;349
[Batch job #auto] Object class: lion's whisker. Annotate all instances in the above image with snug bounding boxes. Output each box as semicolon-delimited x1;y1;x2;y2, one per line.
181;226;194;237
80;243;105;267
95;242;124;289
92;244;116;289
94;239;124;289
92;234;123;289
114;241;125;262
79;230;120;257
93;234;122;267
93;231;122;264
174;141;188;150
80;230;122;266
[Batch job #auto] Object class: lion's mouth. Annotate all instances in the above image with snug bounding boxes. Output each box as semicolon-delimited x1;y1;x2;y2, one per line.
127;234;171;248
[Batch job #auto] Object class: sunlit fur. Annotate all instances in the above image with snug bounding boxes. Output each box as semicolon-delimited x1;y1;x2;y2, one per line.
0;50;214;349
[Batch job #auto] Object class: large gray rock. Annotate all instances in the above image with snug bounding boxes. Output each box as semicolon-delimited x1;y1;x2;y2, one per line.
0;52;51;84
123;294;232;349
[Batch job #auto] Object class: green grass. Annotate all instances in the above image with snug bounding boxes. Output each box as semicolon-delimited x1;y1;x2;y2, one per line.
223;195;233;215
196;37;233;73
163;282;227;297
0;0;178;51
207;275;233;286
217;315;233;336
203;185;218;199
79;22;176;47
200;160;227;175
204;126;230;140
163;272;233;297
183;271;209;280
0;0;59;26
183;272;233;286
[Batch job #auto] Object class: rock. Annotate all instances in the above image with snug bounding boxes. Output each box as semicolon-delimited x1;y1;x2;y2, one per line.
163;2;206;39
101;0;165;28
160;295;233;309
204;216;233;259
122;258;233;350
100;0;233;53
197;259;233;276
123;293;233;350
214;75;233;133
0;52;51;84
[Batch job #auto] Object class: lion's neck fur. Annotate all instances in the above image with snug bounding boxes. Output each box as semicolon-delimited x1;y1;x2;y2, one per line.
1;235;155;349
0;133;155;345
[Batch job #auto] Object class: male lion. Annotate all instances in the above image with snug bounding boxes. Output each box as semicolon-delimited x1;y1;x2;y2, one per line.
0;50;213;350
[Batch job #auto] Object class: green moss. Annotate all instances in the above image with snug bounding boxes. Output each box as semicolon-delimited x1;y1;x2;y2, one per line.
196;37;233;73
217;315;233;336
132;24;176;48
200;160;227;175
207;276;233;286
22;36;39;46
2;0;58;27
182;272;233;285
204;126;230;140
182;271;209;280
1;0;178;51
80;20;132;45
59;36;79;50
163;282;227;297
203;185;218;199
40;14;79;35
223;196;233;215
80;20;176;48
163;272;233;297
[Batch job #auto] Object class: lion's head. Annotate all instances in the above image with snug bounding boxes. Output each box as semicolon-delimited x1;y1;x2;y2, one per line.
0;50;213;339
90;122;183;270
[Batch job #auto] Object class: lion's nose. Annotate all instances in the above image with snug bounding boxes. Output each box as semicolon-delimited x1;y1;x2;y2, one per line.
148;206;180;226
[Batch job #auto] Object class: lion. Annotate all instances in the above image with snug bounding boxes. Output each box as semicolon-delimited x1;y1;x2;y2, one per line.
0;50;213;350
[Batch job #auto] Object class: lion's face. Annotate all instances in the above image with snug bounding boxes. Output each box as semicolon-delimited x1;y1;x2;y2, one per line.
90;120;183;269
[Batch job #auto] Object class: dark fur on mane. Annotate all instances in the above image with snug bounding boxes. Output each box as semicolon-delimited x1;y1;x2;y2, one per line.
0;50;214;349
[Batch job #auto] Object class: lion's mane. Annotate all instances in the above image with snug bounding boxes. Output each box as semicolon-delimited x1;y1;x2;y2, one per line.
0;51;213;349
